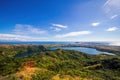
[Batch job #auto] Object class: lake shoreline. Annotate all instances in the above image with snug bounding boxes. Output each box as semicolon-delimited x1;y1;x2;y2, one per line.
50;46;114;55
0;43;120;55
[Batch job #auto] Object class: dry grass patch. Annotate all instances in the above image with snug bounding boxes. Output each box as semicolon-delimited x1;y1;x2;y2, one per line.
16;66;39;80
15;61;38;80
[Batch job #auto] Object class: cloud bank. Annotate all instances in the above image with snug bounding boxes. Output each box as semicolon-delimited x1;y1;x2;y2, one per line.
14;24;46;35
55;31;91;38
0;34;30;41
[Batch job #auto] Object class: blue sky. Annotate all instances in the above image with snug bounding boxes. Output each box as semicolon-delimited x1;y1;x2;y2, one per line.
0;0;120;41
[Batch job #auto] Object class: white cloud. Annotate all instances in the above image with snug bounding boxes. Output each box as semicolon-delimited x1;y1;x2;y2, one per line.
55;31;91;38
110;14;118;19
91;22;100;27
0;34;30;41
14;24;46;35
0;24;48;41
53;28;61;32
52;23;68;28
51;23;68;32
0;33;49;41
103;0;120;17
106;27;118;31
50;27;61;32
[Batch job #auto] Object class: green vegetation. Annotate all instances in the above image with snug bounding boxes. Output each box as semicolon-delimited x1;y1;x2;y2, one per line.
0;45;120;80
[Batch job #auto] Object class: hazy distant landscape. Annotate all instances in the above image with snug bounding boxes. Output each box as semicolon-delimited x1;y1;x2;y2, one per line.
0;0;120;80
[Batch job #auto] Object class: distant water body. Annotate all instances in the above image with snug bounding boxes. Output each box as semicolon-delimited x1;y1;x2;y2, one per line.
0;42;76;45
50;47;113;55
0;41;119;46
0;41;110;46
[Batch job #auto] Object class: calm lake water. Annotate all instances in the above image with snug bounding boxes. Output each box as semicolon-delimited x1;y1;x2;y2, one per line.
50;47;113;55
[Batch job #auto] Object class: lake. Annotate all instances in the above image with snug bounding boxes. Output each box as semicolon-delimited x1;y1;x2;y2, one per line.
50;47;113;55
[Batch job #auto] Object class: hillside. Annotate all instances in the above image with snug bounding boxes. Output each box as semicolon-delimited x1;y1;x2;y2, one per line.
0;45;120;80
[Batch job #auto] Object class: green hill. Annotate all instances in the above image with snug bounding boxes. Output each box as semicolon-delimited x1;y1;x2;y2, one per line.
0;45;120;80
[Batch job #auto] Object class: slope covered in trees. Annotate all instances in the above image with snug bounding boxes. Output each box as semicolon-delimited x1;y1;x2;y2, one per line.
0;45;120;80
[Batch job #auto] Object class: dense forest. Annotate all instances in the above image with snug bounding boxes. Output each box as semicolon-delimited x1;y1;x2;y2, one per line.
0;45;120;80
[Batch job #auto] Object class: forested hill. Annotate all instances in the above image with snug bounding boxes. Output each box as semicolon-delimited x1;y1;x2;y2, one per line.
0;45;120;80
